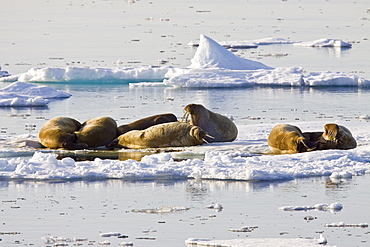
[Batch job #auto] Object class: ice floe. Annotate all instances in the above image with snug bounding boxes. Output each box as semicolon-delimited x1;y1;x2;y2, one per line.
279;203;343;212
325;222;368;228
0;81;71;107
3;66;178;83
293;38;352;47
188;37;296;48
0;121;370;180
0;67;10;78
1;35;367;87
185;237;336;247
131;206;190;214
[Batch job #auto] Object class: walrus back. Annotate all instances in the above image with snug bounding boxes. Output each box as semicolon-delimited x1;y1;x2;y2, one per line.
75;117;118;148
268;124;306;154
116;122;205;149
118;113;177;135
38;117;82;149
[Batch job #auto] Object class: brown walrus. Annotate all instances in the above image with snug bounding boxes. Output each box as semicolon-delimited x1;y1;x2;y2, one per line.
303;123;357;150
182;103;238;143
107;122;207;149
117;113;177;135
75;116;118;148
38;117;88;150
268;124;317;154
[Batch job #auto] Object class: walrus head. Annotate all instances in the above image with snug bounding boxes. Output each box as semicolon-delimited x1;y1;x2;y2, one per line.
189;126;208;144
182;103;210;125
61;133;88;150
322;123;339;143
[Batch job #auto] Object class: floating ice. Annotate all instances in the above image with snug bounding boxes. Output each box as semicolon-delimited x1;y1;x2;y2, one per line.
205;203;223;210
294;38;352;47
188;37;295;48
131;206;190;214
4;66;178;83
2;35;368;87
0;67;10;78
325;222;368;228
279;203;343;211
100;232;121;237
119;242;133;246
229;226;258;232
164;67;304;87
185;237;336;247
0;81;71;107
0;81;71;98
0;95;49;107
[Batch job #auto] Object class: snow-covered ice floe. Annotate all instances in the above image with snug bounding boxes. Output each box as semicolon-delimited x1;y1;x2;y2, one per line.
185;237;336;247
1;66;179;83
1;35;368;87
0;81;71;107
1;128;370;180
293;38;352;47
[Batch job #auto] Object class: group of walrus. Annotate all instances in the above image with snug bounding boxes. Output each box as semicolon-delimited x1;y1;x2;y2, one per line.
38;103;238;150
38;103;357;154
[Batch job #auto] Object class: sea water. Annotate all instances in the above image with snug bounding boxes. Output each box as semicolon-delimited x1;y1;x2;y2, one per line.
1;0;370;246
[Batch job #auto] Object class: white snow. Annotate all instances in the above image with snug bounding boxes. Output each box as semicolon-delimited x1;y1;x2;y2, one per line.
0;121;369;180
0;81;71;107
294;38;352;47
1;35;368;87
185;237;336;247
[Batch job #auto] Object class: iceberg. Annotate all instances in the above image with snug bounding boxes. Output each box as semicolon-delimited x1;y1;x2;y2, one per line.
188;34;273;70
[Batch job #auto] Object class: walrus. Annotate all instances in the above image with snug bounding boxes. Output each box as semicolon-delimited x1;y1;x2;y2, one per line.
182;103;238;142
107;122;207;149
75;116;118;148
303;123;357;150
117;113;177;135
267;124;317;154
38;117;88;150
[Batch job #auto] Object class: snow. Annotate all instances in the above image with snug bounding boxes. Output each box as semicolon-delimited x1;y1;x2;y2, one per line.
185;237;335;247
294;38;352;47
0;81;71;107
0;121;369;180
1;35;367;87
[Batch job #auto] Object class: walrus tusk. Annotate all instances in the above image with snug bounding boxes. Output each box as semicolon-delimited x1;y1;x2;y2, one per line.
206;134;215;139
181;112;189;123
203;139;209;144
300;139;316;151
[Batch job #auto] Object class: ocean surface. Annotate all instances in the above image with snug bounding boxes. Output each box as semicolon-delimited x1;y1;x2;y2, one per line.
1;0;370;246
